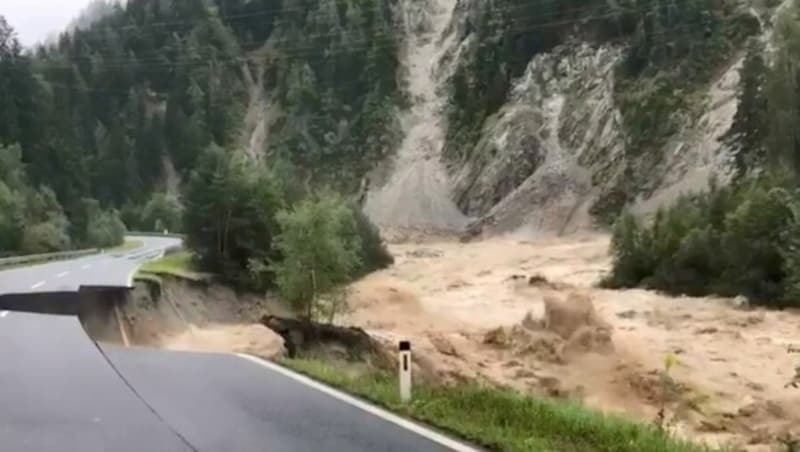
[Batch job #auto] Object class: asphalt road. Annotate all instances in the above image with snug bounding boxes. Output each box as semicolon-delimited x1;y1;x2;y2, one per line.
0;311;193;452
0;310;471;452
0;237;476;452
103;347;459;452
0;235;181;295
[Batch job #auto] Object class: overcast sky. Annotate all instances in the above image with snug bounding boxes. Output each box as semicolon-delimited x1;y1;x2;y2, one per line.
3;0;91;46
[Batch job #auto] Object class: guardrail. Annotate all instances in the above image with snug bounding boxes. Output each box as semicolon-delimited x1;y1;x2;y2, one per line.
0;233;186;271
0;248;99;270
126;231;186;239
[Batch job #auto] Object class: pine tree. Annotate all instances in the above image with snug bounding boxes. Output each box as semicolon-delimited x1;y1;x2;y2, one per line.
727;38;768;176
183;145;284;289
767;6;800;174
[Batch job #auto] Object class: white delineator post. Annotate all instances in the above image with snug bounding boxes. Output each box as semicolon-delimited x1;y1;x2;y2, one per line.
399;340;412;403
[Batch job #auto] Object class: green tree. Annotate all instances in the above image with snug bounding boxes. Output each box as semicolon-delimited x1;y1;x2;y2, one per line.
21;221;71;254
766;4;800;173
606;178;800;307
605;212;654;288
271;193;362;322
726;39;768;176
141;192;183;233
719;187;794;303
183;144;284;289
351;205;393;276
86;209;126;248
0;180;24;253
0;144;72;254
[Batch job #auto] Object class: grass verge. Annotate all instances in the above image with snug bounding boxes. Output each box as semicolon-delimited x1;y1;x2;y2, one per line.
108;239;144;253
280;358;718;452
136;251;209;282
132;272;163;285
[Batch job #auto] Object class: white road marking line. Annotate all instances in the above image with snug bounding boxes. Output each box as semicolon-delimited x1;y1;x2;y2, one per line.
114;304;130;347
237;354;478;452
56;271;69;278
0;311;8;318
31;281;46;289
82;264;91;270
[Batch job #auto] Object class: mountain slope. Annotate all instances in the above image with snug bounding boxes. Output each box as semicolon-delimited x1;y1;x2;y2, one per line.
0;0;402;253
0;0;783;249
429;0;763;237
363;0;468;235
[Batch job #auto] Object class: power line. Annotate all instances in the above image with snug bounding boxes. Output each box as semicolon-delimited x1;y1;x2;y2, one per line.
34;11;727;102
35;0;706;67
34;0;719;72
53;0;631;43
47;0;394;44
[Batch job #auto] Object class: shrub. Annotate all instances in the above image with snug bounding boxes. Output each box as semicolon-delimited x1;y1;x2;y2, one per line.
271;192;362;322
86;209;127;248
351;205;393;276
607;177;800;307
140;192;183;233
20;221;71;254
604;212;655;288
718;187;794;303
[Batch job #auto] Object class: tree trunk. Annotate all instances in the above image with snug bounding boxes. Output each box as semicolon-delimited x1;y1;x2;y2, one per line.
308;268;316;321
222;208;232;258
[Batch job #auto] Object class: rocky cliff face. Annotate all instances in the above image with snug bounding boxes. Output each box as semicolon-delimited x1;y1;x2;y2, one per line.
366;0;765;238
450;41;746;237
450;43;626;236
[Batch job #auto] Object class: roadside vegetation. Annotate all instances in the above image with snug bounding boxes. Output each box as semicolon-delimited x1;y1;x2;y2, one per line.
605;175;800;307
0;144;126;255
0;0;400;259
281;358;716;452
606;2;800;308
182;144;393;310
137;251;208;282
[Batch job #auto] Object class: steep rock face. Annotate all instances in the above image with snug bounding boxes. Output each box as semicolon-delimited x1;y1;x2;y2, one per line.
450;44;625;236
422;0;764;237
631;57;741;216
447;43;741;236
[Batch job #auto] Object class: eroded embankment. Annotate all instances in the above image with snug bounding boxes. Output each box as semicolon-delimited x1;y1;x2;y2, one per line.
82;278;288;359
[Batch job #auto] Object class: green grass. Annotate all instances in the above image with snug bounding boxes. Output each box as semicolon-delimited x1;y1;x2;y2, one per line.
137;251;209;281
108;239;144;253
280;358;719;452
132;272;163;285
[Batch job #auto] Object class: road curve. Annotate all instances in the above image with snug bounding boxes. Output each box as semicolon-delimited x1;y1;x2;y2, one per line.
0;236;477;452
0;311;473;452
0;311;193;452
103;346;464;452
0;235;181;296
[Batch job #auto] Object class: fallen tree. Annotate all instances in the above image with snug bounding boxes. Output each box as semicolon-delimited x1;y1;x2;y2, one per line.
260;315;392;369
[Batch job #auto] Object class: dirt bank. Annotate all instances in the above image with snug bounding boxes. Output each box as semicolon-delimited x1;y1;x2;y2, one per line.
99;278;289;359
341;235;800;450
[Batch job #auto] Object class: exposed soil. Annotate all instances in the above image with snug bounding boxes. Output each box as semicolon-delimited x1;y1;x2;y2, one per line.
364;0;469;235
341;235;800;450
111;279;289;359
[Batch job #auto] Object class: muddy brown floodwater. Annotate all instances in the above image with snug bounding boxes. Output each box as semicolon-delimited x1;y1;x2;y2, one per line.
342;234;800;451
